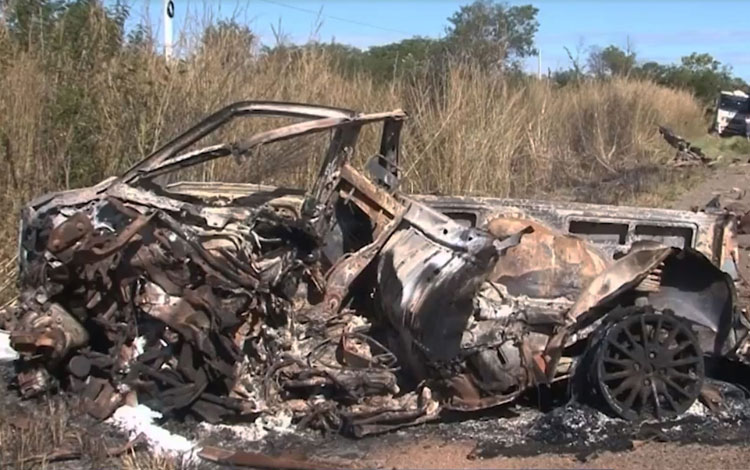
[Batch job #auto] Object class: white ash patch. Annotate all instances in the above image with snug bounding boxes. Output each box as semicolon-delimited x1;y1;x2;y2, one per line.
107;404;196;459
199;410;295;442
0;330;18;362
133;336;146;357
685;400;709;417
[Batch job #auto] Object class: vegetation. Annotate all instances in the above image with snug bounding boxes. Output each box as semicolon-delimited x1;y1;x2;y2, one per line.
555;45;747;104
286;2;748;105
444;1;538;69
639;53;748;104
0;0;716;305
0;392;185;469
692;134;750;163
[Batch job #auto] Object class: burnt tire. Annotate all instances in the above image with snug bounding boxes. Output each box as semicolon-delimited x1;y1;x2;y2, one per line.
593;310;704;421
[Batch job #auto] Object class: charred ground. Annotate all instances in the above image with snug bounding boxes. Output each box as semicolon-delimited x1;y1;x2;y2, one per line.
6;360;750;470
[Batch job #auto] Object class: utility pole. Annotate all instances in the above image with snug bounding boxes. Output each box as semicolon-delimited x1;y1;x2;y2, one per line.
0;1;6;29
164;0;175;61
537;49;542;80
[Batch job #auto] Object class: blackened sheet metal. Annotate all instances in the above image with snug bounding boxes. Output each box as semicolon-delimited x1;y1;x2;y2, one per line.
376;202;530;381
120;101;359;183
564;243;674;326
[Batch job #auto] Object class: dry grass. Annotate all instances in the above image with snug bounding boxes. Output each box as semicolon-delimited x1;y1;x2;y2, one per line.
0;397;105;469
121;454;181;470
0;6;706;303
399;67;705;199
0;394;187;470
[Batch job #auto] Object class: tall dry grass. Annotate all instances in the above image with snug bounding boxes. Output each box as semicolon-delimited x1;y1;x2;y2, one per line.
0;6;706;303
399;66;704;198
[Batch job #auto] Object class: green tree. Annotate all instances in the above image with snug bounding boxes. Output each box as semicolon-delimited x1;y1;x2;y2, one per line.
201;19;256;52
636;61;668;81
363;37;444;82
642;53;748;103
444;0;538;70
200;19;256;67
2;0;66;48
552;68;580;87
588;45;636;77
676;54;746;102
680;52;720;73
1;0;132;187
311;42;366;77
260;41;367;79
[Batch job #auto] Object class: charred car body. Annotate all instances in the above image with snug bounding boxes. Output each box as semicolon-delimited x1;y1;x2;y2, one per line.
4;102;750;436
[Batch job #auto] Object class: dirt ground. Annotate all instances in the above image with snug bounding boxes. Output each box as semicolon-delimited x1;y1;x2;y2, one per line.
669;162;750;212
373;439;750;470
671;161;750;297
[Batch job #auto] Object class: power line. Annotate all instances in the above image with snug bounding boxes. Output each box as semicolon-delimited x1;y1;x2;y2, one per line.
257;0;412;37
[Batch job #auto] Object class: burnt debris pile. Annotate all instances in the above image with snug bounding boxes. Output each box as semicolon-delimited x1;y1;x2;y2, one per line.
3;102;750;438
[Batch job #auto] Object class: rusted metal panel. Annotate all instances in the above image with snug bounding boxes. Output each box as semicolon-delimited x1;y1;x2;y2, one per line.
487;217;610;300
415;194;734;265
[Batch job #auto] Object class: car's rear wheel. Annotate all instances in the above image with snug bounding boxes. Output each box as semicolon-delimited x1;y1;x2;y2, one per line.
594;310;704;420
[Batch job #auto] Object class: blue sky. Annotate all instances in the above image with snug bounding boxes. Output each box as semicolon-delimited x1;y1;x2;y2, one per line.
126;0;750;79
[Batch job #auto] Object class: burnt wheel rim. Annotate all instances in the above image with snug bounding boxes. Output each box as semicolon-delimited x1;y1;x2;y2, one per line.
596;312;704;420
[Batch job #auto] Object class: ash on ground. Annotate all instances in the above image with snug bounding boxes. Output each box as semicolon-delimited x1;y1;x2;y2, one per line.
173;379;750;465
435;379;750;462
5;355;750;468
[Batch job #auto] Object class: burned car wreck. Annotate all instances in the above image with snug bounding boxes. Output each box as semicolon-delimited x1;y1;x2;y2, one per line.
4;101;750;437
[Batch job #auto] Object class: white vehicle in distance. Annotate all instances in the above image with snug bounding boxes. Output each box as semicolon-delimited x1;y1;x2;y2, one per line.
712;90;750;137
